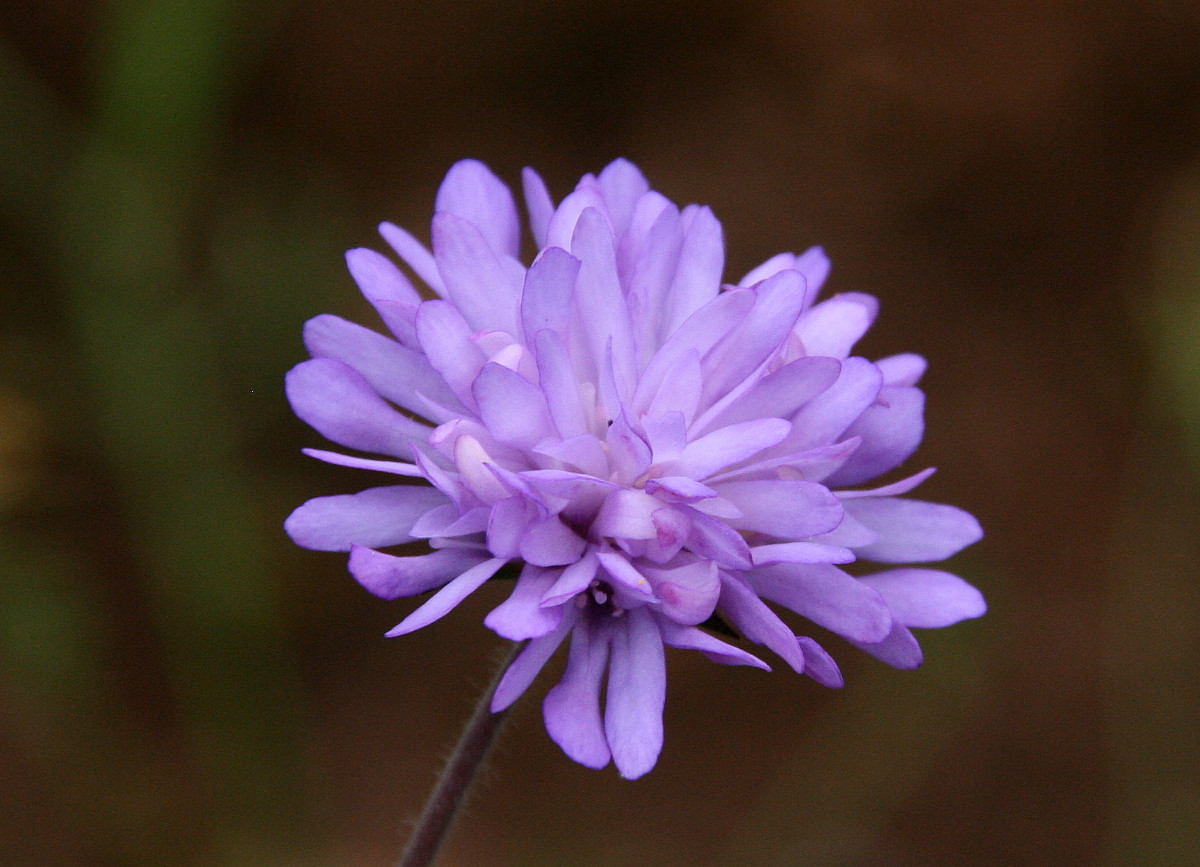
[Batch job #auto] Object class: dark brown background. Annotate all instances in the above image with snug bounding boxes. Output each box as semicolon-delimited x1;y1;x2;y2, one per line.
2;2;1199;865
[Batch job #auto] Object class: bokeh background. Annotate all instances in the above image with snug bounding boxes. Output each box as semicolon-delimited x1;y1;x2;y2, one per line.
3;2;1200;865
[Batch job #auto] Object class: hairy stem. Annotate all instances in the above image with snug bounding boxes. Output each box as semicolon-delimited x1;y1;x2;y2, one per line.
398;640;524;867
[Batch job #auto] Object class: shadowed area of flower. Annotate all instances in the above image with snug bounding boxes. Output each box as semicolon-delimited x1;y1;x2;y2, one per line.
285;159;984;779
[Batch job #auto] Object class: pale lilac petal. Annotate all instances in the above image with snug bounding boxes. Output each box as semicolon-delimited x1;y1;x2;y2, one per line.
572;208;638;396
414;300;487;411
597;158;651;238
385;557;507;636
303;314;460;418
836;467;936;499
701;269;810;407
750;542;856;566
484;565;564;640
595;549;658;602
796;637;844;687
544;184;609;251
641;560;719;625
739;251;796;288
644;348;702;425
345;247;423;344
521;167;554;247
544;617;611;769
432;211;522;336
521;247;581;349
519;514;587;567
624;198;681;361
714;479;843;538
486;495;535;558
698;355;841;434
286;358;429;459
792;246;832;305
859;568;987;628
435;158;521;258
876;352;926;386
347;545;488;600
594;489;662;541
540;548;599;607
664;418;790;480
749;563;892;644
534;330;591;440
605;410;652;484
492;609;575;711
851;622;924;669
285;485;448;551
658;617;769;669
781;356;883;453
808;507;880;549
717;572;807;673
645;476;719;504
686;508;753;569
378;221;445;296
534;432;610;479
642;411;689;462
301;448;426;477
662;205;724;336
794;292;879;358
843;497;984;563
605;607;666;779
409;503;490;539
824;386;925;487
633;287;754;413
473;362;556;449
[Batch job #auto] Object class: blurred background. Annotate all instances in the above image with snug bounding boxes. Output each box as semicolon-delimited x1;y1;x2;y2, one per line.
2;1;1200;865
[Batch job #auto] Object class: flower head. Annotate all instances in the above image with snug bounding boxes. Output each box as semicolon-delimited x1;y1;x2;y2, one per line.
286;159;984;778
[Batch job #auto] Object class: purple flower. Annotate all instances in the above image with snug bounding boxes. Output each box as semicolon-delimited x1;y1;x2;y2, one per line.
286;159;985;778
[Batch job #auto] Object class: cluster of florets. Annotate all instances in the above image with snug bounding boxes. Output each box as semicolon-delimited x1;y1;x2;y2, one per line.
286;159;984;778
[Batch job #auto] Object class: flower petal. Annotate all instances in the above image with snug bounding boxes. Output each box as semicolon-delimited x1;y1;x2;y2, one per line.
385;557;507;636
664;417;790;480
435;158;521;258
794;292;878;358
749;563;892;644
286;358;429;459
605;607;666;779
796;636;843;687
522;167;555;249
473;362;557;450
843;497;983;563
521;246;582;351
432;211;523;336
750;542;856;566
347;545;489;600
415;300;487;411
303;314;459;419
714;479;844;538
661;204;724;337
658;617;769;669
345;247;422;345
492;608;575;711
717;572;807;673
858;568;986;628
572;207;638;397
824;385;925;487
544;617;611;769
285;485;448;551
484;564;564;639
851;622;924;669
378;221;444;296
519;514;587;567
